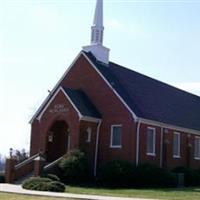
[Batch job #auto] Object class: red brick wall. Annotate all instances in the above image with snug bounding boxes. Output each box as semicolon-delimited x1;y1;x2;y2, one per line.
30;120;40;156
138;123;200;169
31;54;136;168
30;53;200;170
189;134;200;169
79;121;99;169
15;161;34;181
59;54;136;165
31;90;80;158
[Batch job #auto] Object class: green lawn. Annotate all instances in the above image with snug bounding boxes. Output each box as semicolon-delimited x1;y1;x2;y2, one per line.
65;186;200;200
0;193;75;200
1;187;200;200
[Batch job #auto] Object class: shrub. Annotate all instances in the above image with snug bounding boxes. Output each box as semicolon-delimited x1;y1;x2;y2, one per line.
0;173;5;183
48;181;65;192
42;174;60;182
22;177;51;190
172;166;200;186
58;149;90;184
98;160;134;187
134;163;177;188
22;177;65;192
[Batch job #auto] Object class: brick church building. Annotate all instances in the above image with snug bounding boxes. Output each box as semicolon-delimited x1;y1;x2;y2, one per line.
28;0;200;176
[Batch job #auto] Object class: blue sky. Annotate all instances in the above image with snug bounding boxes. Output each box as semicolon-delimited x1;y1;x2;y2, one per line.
0;0;200;156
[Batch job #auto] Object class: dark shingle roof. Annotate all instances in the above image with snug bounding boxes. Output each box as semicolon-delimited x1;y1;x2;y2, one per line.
62;87;101;119
84;51;200;131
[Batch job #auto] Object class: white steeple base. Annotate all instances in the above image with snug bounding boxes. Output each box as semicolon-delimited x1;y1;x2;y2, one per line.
83;44;110;64
83;0;110;65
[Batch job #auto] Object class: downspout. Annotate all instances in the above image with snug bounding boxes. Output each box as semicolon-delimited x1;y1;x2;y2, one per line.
136;119;141;165
160;127;164;167
94;120;102;177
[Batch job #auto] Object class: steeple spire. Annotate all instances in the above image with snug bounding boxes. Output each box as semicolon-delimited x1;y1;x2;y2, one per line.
83;0;110;64
91;0;104;45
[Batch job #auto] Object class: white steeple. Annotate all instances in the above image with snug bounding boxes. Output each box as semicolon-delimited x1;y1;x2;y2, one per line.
83;0;110;64
91;0;104;45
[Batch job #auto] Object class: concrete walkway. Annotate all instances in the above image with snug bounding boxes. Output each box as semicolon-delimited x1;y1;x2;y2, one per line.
0;184;156;200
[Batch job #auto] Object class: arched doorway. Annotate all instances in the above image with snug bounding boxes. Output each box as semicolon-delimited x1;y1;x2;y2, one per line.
46;120;70;162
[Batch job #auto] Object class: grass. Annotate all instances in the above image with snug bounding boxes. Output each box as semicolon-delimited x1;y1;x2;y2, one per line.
1;186;200;200
65;185;200;200
0;193;75;200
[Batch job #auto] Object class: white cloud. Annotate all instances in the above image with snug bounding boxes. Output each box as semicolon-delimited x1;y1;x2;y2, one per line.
106;18;123;29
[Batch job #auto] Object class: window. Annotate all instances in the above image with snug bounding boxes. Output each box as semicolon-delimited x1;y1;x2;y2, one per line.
173;132;181;158
110;125;122;148
194;136;200;159
146;127;156;156
86;127;92;143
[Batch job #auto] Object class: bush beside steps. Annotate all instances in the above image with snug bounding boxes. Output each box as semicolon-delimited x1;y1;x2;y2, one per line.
22;176;65;192
58;149;90;184
0;172;5;183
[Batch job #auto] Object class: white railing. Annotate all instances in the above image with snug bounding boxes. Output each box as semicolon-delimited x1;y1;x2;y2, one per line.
44;156;64;171
15;153;40;170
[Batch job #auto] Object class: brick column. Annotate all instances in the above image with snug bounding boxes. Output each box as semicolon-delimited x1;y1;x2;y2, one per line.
33;156;46;177
5;158;17;183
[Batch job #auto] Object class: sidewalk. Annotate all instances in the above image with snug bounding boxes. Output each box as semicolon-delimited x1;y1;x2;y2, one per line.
0;184;156;200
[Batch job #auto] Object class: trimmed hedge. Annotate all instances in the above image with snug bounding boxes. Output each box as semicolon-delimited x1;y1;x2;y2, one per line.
134;163;177;188
98;161;177;188
0;173;5;183
58;150;90;184
41;174;60;182
98;160;134;187
46;181;65;192
172;167;200;186
22;177;65;192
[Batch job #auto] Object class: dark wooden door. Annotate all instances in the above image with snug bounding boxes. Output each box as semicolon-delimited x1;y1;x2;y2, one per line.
47;121;69;162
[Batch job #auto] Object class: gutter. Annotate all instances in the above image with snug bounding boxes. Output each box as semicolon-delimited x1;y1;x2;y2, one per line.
94;120;102;177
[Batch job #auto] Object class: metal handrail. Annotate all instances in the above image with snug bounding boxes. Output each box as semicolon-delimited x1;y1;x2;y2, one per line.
44;155;65;171
15;153;40;170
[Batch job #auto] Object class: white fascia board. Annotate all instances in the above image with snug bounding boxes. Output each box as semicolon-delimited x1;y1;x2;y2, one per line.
37;87;63;121
80;116;101;123
37;87;82;121
139;117;200;136
30;51;83;124
81;52;138;121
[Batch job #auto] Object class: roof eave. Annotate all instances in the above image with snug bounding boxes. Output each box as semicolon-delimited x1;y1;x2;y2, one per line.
138;117;200;135
29;51;85;124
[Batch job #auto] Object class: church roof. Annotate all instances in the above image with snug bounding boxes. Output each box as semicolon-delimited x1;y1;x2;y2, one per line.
84;51;200;132
62;87;101;119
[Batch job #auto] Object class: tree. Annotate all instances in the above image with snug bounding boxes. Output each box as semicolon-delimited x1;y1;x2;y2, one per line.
9;148;29;163
0;154;5;171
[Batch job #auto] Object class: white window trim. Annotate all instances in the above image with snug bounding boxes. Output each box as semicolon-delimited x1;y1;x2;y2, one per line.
173;132;181;159
110;125;122;148
194;136;200;160
146;127;156;156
